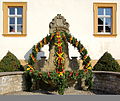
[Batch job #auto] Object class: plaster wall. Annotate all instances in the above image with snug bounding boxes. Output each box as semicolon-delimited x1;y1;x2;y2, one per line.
0;0;120;60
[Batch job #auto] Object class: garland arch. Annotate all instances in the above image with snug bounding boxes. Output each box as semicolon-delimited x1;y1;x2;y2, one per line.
25;32;93;95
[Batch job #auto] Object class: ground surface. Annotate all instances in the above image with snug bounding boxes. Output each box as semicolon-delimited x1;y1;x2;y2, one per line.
4;88;110;95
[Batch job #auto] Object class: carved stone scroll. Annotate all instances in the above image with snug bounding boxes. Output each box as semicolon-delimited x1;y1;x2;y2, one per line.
49;14;69;33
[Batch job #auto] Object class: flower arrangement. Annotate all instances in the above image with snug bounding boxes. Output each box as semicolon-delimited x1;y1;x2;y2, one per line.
25;32;93;95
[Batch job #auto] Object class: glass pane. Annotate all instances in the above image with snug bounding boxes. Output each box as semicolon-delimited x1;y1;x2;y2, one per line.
98;8;104;15
98;17;104;25
105;26;111;32
9;26;15;32
105;8;112;15
9;17;15;24
105;18;111;25
17;26;22;32
17;7;23;15
98;26;103;32
17;17;23;24
9;7;15;15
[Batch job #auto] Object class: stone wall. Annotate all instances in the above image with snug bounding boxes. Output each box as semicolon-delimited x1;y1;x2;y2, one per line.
0;72;25;95
0;71;120;95
93;71;120;94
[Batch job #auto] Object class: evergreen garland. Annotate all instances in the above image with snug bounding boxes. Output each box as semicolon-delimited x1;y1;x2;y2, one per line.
64;32;92;69
24;32;93;95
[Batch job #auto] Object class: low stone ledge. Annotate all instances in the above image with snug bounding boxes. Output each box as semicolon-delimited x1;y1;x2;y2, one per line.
93;71;120;94
0;71;25;95
0;71;24;77
1;71;120;95
93;71;120;75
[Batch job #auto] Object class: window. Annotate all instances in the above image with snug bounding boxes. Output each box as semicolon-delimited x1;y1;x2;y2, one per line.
93;3;117;37
3;2;27;37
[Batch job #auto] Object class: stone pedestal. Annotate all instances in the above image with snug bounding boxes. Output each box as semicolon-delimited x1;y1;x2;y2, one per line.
41;14;72;71
35;56;46;71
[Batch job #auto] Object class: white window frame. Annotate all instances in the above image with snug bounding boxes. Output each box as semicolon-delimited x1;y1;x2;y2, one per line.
8;7;23;34
98;8;112;34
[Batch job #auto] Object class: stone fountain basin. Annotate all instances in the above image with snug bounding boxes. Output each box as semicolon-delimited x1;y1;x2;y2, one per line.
1;71;120;94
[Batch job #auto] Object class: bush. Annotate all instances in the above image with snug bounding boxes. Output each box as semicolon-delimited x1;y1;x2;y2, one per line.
0;51;22;72
93;52;120;72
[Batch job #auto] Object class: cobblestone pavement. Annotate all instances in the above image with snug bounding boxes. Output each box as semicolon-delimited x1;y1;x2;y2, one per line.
4;88;108;95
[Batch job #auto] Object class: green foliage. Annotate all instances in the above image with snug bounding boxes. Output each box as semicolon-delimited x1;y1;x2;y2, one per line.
28;56;34;65
25;32;93;95
65;32;91;68
0;51;21;72
19;65;25;71
93;52;120;72
57;76;67;95
25;69;93;95
85;70;93;89
24;71;32;91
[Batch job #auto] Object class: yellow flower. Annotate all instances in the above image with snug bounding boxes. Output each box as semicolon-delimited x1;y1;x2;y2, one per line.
56;52;65;61
54;43;62;46
44;37;47;44
50;33;54;40
57;52;64;57
58;72;63;77
56;35;61;38
27;68;30;71
70;36;73;41
31;54;36;62
86;61;91;67
35;45;39;52
76;41;79;47
27;65;34;70
87;67;92;70
40;41;43;47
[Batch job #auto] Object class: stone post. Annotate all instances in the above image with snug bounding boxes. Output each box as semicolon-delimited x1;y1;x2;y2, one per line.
42;14;71;71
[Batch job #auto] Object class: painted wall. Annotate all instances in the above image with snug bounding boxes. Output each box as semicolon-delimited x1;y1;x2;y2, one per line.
0;0;120;60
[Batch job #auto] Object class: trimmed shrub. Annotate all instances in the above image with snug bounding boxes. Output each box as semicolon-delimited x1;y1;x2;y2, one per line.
93;52;120;72
0;51;22;72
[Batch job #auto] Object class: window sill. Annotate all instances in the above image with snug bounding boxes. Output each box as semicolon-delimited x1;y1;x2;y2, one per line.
2;34;27;37
93;34;117;37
